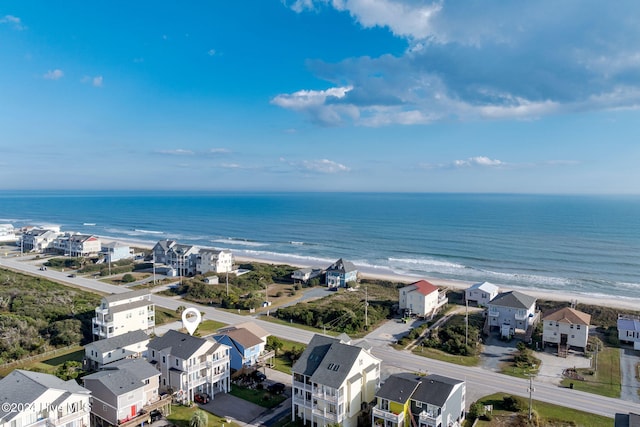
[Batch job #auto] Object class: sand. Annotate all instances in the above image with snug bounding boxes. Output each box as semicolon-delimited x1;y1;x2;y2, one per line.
113;237;640;312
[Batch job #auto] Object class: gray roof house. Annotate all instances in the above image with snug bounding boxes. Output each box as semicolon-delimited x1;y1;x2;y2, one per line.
325;258;358;288
0;370;91;427
84;329;150;370
83;359;169;427
147;330;231;404
372;373;466;427
92;289;155;340
487;291;539;338
292;334;381;427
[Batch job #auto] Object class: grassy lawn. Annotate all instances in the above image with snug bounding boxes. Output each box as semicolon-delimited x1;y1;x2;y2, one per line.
0;347;84;377
155;306;182;325
99;272;149;285
560;346;621;398
195;319;227;336
470;393;613;427
229;385;286;409
271;338;306;375
167;404;239;427
411;346;480;367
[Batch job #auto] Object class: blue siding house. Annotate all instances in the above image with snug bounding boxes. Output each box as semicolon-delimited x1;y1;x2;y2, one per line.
326;258;358;288
213;327;266;371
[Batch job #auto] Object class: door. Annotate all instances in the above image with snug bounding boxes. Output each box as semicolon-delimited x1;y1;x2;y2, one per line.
131;404;137;417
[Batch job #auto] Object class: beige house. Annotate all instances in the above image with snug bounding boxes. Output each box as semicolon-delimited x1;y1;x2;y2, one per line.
398;280;448;317
92;290;155;340
292;334;381;427
542;307;591;354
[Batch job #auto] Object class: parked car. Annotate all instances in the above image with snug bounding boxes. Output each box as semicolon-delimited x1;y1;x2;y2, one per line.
194;392;210;404
267;382;286;394
150;410;163;422
68;273;76;278
252;370;267;382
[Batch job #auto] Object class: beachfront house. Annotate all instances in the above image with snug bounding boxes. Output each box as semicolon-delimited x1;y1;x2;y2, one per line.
101;241;132;263
618;314;640;351
92;289;155;340
0;370;91;427
195;248;234;274
465;281;499;307
486;291;539;339
372;373;466;427
292;267;323;284
84;329;150;371
0;224;17;243
53;233;102;257
325;258;358;288
148;330;231;403
20;227;61;253
83;358;169;427
398;280;448;318
291;334;381;427
542;307;591;355
151;239;178;265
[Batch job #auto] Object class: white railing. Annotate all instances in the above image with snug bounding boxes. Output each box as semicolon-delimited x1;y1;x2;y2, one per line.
372;407;404;424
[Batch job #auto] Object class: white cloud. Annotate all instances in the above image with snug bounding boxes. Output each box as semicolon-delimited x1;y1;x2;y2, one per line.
43;69;64;80
278;1;640;126
454;156;504;168
303;159;350;173
208;148;230;154
220;163;242;169
207;49;216;56
0;15;25;30
157;149;194;156
92;76;103;87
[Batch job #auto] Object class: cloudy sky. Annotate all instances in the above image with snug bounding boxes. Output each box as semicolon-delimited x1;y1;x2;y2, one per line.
1;1;639;193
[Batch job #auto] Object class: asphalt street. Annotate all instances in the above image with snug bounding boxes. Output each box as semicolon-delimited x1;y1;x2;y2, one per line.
2;254;640;419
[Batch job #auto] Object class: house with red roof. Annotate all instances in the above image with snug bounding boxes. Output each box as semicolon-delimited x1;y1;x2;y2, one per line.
398;280;448;317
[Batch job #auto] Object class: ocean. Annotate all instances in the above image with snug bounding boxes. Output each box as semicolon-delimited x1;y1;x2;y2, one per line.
1;191;639;301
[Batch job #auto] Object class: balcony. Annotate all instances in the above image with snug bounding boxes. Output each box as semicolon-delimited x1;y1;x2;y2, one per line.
311;408;339;423
312;389;340;403
118;395;172;427
372;406;405;425
488;310;500;318
515;311;530;321
418;410;440;426
47;409;89;427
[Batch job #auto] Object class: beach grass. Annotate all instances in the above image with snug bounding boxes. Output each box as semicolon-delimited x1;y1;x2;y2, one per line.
155;306;181;325
560;346;621;398
259;314;339;336
470;392;613;427
166;404;239;427
411;346;480;366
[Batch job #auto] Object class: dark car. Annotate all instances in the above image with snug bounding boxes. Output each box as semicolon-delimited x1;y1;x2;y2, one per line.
68;273;76;278
150;410;163;422
194;392;210;404
267;382;286;394
252;370;267;382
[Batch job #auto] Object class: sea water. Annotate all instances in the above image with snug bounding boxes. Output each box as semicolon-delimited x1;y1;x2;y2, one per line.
1;191;639;300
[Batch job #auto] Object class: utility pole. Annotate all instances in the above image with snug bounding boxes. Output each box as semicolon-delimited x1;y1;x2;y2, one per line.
465;298;469;347
152;252;156;284
226;270;229;297
528;374;534;421
364;286;368;328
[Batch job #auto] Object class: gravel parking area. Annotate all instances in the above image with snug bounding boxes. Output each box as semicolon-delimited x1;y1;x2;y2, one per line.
620;347;640;403
535;346;591;384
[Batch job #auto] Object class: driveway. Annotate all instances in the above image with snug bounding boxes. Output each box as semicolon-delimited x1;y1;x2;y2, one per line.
620;347;640;403
201;392;264;424
535;346;591;385
480;334;519;372
364;317;427;348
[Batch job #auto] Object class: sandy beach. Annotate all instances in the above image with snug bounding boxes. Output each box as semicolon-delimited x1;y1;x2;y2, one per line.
108;236;640;312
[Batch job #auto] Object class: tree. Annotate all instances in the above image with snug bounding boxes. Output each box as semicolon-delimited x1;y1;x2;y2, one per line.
266;336;284;356
121;273;135;283
190;410;208;427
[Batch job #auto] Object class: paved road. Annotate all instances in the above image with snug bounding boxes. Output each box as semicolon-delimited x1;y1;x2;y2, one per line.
2;255;640;418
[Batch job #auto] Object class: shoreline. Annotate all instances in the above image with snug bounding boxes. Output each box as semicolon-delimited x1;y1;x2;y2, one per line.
107;236;640;312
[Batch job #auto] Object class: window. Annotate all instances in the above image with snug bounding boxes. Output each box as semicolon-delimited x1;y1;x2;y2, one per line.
162;356;166;363
570;324;574;329
416;401;422;408
122;349;125;354
176;358;179;366
577;325;581;330
107;352;112;358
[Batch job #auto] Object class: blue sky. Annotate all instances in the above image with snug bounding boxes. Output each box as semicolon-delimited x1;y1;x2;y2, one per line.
1;1;639;193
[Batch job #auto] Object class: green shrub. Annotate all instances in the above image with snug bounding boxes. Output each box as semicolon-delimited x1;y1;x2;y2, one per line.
121;274;135;283
502;395;525;412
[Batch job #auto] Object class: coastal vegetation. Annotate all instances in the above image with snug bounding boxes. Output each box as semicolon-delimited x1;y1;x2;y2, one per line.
466;393;613;427
47;256;141;276
420;312;484;357
274;280;398;335
0;268;100;364
560;344;621;398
